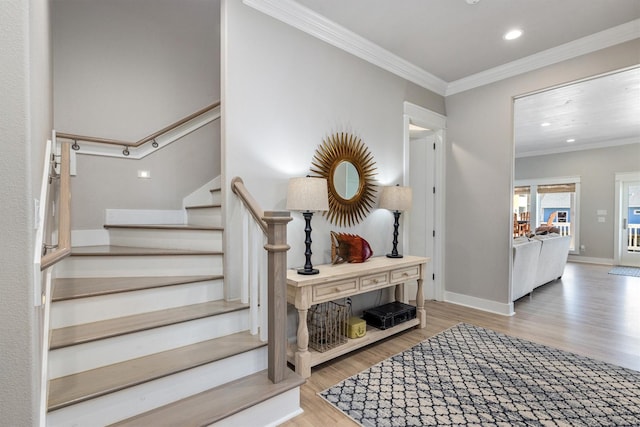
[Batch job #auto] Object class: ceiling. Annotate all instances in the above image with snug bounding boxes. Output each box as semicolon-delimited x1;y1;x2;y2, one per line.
281;0;640;156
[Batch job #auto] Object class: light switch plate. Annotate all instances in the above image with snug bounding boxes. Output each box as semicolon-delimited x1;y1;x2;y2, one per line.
597;209;607;215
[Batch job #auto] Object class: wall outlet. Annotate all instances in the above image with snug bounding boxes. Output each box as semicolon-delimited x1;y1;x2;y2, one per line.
580;244;586;252
598;217;605;223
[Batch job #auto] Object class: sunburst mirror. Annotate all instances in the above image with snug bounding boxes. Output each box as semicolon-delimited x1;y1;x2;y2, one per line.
310;132;377;227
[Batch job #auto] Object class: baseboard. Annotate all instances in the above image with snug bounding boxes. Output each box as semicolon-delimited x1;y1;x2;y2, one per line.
444;291;515;316
105;209;186;225
567;255;614;265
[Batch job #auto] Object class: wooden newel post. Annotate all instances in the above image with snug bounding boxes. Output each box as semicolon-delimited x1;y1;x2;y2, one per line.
263;211;292;384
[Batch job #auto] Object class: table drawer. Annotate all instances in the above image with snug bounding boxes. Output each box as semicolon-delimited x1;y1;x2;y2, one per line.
360;272;389;290
390;265;420;283
313;278;358;303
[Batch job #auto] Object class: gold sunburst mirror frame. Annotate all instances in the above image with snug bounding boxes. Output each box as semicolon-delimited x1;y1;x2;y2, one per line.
310;132;377;227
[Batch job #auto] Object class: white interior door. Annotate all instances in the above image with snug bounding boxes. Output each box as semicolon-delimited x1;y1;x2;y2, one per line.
409;133;435;299
620;180;640;267
403;102;445;302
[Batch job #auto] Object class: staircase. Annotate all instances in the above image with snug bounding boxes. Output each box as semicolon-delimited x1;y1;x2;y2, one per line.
45;187;304;426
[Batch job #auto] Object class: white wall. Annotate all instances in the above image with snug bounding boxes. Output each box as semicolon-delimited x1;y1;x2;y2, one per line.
0;0;52;424
516;143;640;261
222;1;445;301
53;0;221;229
445;39;640;308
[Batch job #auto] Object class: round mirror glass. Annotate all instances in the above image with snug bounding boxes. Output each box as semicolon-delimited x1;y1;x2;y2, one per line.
333;161;360;200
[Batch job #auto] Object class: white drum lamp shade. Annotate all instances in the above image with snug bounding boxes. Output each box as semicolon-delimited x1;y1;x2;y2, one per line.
286;177;329;212
379;185;412;212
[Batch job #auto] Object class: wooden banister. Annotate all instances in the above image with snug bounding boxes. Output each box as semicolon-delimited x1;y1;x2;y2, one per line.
232;177;293;384
231;177;268;234
56;101;220;149
41;141;72;270
263;211;292;383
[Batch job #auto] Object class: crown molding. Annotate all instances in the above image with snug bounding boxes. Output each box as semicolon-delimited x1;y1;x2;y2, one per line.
515;137;640;159
243;0;448;95
243;2;638;98
446;19;640;96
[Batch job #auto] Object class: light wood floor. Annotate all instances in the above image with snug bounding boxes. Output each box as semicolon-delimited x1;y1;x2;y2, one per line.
281;262;640;426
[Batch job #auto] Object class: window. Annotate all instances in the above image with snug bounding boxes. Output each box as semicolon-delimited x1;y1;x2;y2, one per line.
514;177;580;253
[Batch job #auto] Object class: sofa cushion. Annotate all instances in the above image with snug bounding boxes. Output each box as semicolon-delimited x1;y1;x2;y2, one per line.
532;234;571;287
512;238;542;301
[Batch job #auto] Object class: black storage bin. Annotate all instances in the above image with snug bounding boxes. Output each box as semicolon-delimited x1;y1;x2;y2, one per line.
362;301;417;330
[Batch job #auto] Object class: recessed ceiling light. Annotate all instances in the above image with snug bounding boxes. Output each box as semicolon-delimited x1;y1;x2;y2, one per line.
540;122;551;127
504;29;523;41
566;138;576;143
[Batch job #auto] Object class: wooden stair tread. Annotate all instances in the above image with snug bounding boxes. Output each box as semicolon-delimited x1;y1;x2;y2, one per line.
109;369;305;427
70;245;223;256
52;275;223;301
48;331;266;411
104;224;222;230
50;300;249;349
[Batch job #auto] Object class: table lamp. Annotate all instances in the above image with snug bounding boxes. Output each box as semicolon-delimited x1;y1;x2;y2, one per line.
379;184;412;258
286;176;329;274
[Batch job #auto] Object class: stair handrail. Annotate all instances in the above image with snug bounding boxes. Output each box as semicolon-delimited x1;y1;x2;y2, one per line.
231;177;268;234
231;177;293;384
56;101;220;152
41;140;72;270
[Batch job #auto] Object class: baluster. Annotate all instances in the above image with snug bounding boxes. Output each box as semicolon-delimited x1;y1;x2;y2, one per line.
241;208;249;304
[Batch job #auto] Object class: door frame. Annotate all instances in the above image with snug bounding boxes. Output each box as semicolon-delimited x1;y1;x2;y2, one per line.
403;102;446;301
614;171;640;266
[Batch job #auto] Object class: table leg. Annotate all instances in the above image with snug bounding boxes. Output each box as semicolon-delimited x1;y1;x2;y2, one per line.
295;307;311;378
416;265;426;328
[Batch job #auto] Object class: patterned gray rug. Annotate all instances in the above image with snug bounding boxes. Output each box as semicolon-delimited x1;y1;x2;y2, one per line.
319;323;640;426
608;266;640;277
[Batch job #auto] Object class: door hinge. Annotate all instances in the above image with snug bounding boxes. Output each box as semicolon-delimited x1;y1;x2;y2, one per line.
432;273;435;280
433;142;436;150
433;230;435;237
433;186;436;194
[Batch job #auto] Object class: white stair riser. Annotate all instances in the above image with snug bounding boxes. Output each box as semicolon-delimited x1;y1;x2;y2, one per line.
47;346;267;427
211;388;303;427
108;228;222;251
51;279;224;328
49;310;250;378
210;190;222;205
187;206;222;227
56;254;223;278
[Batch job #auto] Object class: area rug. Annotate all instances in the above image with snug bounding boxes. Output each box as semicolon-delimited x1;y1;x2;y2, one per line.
319;323;640;426
608;266;640;277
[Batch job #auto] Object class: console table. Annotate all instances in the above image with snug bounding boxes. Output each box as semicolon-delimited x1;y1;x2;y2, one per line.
286;255;429;378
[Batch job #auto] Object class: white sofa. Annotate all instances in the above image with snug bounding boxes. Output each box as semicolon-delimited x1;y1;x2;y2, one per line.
512;234;571;301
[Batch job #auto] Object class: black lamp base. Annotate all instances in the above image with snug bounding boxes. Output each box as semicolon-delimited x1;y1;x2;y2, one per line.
297;267;320;275
298;211;319;275
387;210;403;259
